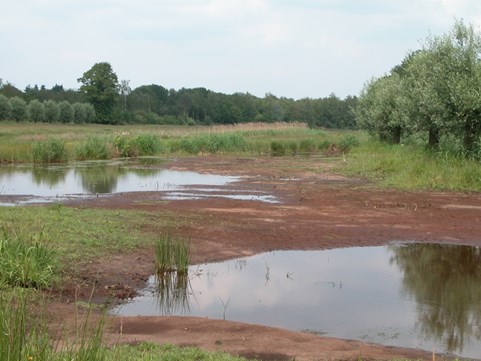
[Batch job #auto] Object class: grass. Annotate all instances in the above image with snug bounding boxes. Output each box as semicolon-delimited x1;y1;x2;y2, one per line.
154;230;190;275
342;140;481;191
0;227;57;288
0;205;190;267
0;122;361;162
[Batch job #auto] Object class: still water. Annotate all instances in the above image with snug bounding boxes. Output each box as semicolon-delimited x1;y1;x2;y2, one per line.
0;161;277;204
113;243;481;359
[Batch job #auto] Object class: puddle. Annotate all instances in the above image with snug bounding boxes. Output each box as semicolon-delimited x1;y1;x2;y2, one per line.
112;243;481;359
0;160;278;205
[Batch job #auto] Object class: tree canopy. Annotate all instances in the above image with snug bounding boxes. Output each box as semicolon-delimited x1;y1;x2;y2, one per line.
356;20;481;157
77;62;119;123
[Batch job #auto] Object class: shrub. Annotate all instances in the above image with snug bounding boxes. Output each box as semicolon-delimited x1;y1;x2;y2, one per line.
299;138;317;153
76;136;110;160
134;134;162;156
339;135;360;153
270;141;286;156
31;138;68;163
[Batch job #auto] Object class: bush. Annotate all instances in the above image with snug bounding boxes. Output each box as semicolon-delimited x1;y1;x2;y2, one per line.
270;141;286;156
339;135;360;153
75;136;110;160
134;134;162;156
31;138;68;163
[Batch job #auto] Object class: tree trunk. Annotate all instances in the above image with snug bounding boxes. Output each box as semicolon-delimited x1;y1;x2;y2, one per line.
463;119;477;156
428;127;439;148
391;126;401;144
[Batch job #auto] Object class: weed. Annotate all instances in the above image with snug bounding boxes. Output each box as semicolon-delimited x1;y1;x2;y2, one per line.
154;230;190;275
339;135;360;153
31;138;68;163
270;141;286;156
0;227;57;288
75;135;111;160
134;133;162;156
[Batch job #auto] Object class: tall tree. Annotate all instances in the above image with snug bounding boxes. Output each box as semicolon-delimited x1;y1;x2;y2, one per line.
9;97;27;122
119;79;131;111
77;62;119;123
28;99;45;123
0;94;11;120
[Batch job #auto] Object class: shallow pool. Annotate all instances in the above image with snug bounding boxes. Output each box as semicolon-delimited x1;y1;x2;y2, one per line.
112;243;481;359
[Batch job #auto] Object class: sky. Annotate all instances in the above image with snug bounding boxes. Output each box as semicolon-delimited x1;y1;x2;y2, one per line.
2;0;481;100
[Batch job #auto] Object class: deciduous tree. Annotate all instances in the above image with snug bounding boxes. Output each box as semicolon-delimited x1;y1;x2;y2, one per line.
78;62;119;123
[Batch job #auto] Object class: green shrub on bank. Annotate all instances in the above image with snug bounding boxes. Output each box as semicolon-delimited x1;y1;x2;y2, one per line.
178;133;248;154
31;138;68;163
76;136;110;160
134;134;162;156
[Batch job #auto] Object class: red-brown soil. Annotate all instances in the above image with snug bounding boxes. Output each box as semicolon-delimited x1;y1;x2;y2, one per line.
57;155;481;361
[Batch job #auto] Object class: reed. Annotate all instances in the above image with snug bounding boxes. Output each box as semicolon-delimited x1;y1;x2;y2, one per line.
154;230;190;275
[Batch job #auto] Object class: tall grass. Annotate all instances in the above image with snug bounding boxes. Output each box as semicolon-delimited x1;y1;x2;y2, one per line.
343;141;481;191
154;231;190;275
75;135;111;160
31;138;68;163
0;228;57;288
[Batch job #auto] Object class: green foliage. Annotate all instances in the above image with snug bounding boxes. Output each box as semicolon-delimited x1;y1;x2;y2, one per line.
78;62;119;123
178;133;248;154
73;102;87;124
9;96;27;122
44;100;60;123
357;19;481;157
338;135;360;152
0;94;11;120
343;140;481;191
155;231;190;275
134;133;162;156
31;138;68;163
106;343;249;361
28;99;45;123
75;136;110;160
0;229;57;288
59;100;75;124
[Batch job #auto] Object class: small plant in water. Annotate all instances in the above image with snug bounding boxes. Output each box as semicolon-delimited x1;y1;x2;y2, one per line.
154;230;190;275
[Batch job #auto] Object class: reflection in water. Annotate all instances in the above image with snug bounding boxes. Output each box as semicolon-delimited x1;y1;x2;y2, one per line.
155;272;190;315
75;164;159;194
0;161;251;204
389;243;481;354
113;245;481;359
32;167;67;187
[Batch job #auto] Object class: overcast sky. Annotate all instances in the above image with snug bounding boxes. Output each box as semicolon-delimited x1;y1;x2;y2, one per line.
2;0;481;99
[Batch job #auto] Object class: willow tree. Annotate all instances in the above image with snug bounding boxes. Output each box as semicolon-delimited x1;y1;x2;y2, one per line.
356;73;406;144
403;20;481;153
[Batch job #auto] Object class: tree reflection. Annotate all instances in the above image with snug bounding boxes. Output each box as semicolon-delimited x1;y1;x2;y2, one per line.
389;243;481;353
31;167;67;187
75;164;124;193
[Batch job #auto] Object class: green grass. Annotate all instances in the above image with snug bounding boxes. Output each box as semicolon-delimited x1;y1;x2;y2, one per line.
0;122;362;162
154;230;190;275
0;228;57;288
0;205;188;265
342;140;481;191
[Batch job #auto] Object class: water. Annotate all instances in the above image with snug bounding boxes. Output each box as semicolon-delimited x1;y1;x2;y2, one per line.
112;243;481;359
0;161;277;205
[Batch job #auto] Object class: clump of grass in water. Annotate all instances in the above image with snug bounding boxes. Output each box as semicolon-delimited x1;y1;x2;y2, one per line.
154;230;190;275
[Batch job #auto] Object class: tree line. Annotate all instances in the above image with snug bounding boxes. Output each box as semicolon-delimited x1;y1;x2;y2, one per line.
0;64;357;128
356;20;481;157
